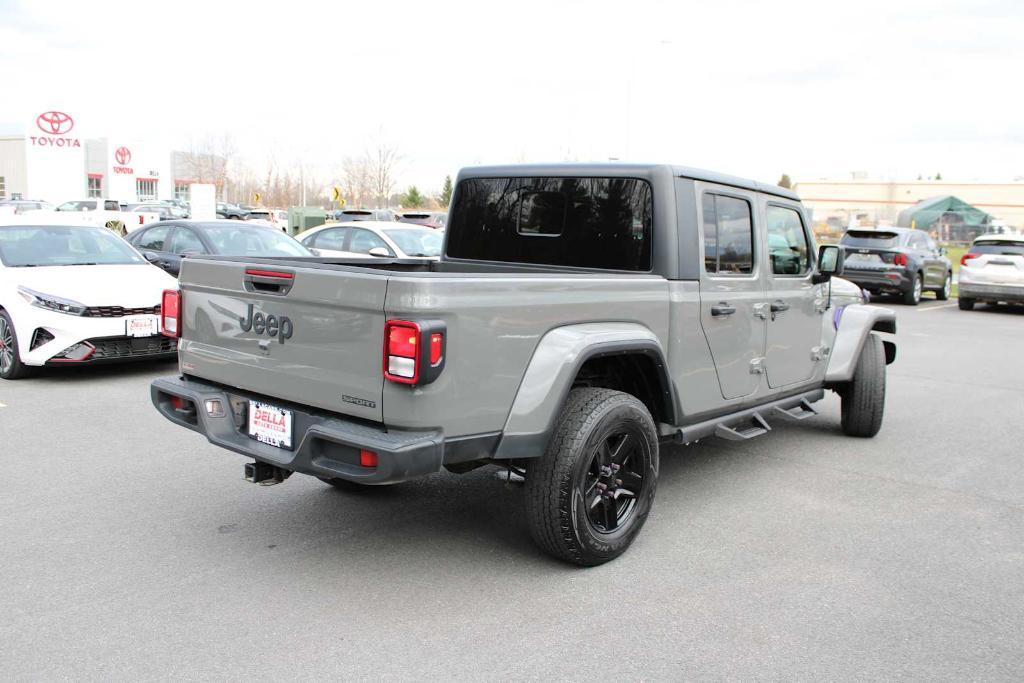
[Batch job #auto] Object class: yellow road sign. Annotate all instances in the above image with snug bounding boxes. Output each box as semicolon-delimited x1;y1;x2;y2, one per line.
331;186;344;203
253;192;262;203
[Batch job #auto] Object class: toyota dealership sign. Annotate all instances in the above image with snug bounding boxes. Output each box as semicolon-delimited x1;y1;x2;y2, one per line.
113;146;134;174
31;110;81;148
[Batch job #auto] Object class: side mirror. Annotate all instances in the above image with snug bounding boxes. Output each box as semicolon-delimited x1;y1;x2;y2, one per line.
368;246;391;258
812;245;843;284
142;251;159;263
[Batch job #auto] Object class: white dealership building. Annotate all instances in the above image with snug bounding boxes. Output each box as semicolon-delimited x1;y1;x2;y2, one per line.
0;109;196;204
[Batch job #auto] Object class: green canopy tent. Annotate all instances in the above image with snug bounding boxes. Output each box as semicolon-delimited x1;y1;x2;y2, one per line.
896;195;992;242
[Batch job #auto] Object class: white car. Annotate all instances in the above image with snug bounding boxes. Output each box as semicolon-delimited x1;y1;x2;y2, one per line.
958;233;1024;310
295;221;443;259
0;224;178;379
3;199;162;236
245;208;289;232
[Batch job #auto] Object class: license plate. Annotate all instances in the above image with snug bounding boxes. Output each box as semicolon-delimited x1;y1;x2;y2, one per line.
125;315;159;338
247;401;293;449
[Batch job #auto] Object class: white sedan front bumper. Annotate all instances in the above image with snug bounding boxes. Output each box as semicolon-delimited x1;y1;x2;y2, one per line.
10;301;176;366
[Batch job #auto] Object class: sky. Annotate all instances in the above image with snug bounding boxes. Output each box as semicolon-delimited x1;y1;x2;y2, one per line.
1;0;1023;194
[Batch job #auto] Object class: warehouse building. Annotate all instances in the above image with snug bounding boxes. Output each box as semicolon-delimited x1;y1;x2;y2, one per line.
0;109;198;204
794;178;1024;236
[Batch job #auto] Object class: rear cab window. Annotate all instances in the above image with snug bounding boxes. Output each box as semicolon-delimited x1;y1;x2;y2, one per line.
446;177;652;271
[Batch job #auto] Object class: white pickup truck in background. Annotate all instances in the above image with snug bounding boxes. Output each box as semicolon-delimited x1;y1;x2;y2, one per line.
0;198;161;235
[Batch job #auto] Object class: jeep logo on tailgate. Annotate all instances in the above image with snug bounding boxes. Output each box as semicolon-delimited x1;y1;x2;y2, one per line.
239;304;293;344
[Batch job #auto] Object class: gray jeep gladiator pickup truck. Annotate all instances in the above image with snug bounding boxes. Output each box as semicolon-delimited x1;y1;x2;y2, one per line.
151;164;896;566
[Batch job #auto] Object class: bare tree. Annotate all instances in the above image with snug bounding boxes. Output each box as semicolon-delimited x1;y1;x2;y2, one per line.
366;139;401;208
181;132;237;199
341;156;373;208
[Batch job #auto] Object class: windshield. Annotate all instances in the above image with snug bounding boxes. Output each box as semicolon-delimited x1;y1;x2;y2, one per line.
383;228;443;257
840;230;900;248
0;225;147;267
56;200;98;212
202;224;312;257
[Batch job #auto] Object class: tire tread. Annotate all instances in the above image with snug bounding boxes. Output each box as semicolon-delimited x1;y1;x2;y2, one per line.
841;333;885;437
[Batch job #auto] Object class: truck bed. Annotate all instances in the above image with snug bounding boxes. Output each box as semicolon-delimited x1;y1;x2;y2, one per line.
175;256;669;439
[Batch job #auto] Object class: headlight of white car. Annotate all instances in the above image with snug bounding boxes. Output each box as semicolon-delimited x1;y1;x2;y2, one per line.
17;286;88;316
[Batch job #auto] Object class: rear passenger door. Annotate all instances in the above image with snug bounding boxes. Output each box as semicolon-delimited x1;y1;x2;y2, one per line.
762;201;824;388
697;185;767;400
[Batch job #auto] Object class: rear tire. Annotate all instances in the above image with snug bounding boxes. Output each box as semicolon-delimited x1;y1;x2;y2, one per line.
0;311;32;380
936;272;952;301
958;297;975;311
902;273;922;305
525;388;659;566
840;333;886;437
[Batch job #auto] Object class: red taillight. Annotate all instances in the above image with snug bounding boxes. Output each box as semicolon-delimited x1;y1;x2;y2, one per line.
359;449;378;468
388;324;419;358
430;333;443;365
170;395;186;410
384;320;420;384
961;252;980;266
161;289;181;338
893;253;908;266
383;319;446;385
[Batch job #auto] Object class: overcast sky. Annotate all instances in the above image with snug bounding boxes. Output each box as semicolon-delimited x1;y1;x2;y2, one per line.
1;0;1022;193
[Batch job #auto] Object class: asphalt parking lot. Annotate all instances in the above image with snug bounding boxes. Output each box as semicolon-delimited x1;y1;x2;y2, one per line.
1;299;1022;680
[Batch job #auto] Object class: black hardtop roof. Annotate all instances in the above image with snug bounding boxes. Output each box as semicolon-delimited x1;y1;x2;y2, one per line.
458;163;800;201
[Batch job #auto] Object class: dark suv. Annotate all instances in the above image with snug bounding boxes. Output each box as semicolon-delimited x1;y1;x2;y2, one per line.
840;227;952;305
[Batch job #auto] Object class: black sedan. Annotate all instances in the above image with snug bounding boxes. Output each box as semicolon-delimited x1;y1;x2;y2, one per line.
125;220;313;276
216;202;249;220
839;227;953;305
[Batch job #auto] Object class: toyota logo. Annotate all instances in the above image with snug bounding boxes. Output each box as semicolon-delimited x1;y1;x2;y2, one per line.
36;111;75;135
115;146;132;165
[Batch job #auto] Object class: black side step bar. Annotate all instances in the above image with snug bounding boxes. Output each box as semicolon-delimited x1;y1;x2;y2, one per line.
715;412;771;441
673;389;824;445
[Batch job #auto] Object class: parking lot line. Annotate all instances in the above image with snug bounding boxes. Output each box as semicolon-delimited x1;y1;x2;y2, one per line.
917;303;958;312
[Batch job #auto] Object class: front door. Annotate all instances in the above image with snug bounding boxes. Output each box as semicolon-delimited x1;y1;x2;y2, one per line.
762;201;824;388
697;185;766;400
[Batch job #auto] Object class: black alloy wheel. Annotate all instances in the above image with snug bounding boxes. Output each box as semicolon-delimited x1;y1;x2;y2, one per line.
580;429;646;533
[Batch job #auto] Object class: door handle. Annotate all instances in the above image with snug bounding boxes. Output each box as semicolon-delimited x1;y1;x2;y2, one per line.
711;303;736;317
770;300;791;313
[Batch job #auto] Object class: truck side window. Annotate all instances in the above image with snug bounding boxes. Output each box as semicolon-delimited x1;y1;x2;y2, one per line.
703;193;753;275
765;205;810;275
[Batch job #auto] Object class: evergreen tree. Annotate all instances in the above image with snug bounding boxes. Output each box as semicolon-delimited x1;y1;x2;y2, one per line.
438;175;453;207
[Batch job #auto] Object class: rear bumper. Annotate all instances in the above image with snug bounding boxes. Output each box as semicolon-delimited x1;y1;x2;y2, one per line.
958;282;1024;302
151;375;450;484
841;268;911;293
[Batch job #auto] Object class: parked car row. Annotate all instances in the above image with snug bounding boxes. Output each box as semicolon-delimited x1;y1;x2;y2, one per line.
836;226;1024;310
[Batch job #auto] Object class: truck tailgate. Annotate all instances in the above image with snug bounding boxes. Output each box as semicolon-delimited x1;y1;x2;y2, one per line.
177;259;387;422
